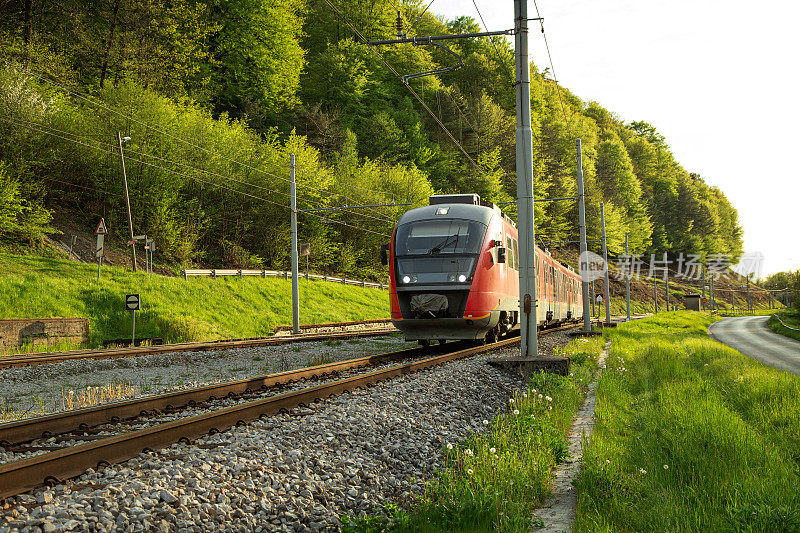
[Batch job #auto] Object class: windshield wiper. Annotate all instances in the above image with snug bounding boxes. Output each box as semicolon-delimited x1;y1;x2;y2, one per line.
427;233;460;255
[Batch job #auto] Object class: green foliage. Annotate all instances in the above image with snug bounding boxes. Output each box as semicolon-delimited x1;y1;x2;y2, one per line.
0;2;744;274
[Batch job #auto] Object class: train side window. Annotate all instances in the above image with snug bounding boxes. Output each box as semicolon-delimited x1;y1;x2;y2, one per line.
512;239;519;270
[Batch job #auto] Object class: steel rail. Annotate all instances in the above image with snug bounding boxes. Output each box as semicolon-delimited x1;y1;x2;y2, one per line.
0;322;396;370
0;335;525;500
0;342;447;446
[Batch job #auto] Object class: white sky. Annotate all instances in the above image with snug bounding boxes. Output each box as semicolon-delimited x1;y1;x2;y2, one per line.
430;0;799;276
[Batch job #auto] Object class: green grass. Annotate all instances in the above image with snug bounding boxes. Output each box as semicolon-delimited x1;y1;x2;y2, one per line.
768;309;800;343
574;311;800;532
0;253;389;348
342;337;606;532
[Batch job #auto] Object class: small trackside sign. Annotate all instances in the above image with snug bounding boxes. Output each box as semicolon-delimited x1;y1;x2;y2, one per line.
95;218;108;235
125;294;140;311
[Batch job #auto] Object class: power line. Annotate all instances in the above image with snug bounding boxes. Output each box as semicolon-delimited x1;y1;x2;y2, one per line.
0;115;392;238
14;65;401;211
531;0;574;126
322;0;484;172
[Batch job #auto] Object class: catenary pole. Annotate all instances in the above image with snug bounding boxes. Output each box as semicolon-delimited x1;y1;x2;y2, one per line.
514;0;538;357
576;139;591;332
625;232;630;321
117;132;137;271
290;154;300;335
600;202;611;324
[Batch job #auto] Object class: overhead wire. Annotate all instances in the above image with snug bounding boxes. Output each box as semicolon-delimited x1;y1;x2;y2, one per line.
13;65;403;214
322;0;484;173
0;115;392;237
530;0;574;126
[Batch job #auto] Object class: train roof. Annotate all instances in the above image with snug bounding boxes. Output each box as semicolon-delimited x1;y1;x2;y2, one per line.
397;194;516;227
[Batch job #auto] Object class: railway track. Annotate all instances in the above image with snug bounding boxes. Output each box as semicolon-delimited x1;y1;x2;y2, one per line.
0;324;577;502
0;319;396;370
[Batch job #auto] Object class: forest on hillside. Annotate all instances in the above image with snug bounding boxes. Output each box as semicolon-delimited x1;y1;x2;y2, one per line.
0;0;743;276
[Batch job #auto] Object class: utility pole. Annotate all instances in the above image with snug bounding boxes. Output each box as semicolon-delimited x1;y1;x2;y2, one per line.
591;279;595;317
576;139;591;332
747;276;751;312
701;265;706;311
625;232;630;321
290;154;300;335
117;132;137;271
600;202;611;324
514;0;538;357
653;277;658;313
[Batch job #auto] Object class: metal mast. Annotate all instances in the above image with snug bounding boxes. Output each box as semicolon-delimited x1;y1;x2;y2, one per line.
514;0;538;357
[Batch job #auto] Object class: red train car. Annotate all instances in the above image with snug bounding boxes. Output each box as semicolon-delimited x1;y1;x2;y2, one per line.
385;194;583;344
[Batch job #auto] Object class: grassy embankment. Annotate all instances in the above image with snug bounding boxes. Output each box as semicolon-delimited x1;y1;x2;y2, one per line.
0;253;389;351
574;312;800;531
768;308;800;343
342;337;606;532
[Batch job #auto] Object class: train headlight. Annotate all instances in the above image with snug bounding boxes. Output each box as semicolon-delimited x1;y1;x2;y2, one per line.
401;275;418;283
402;275;411;284
458;274;467;283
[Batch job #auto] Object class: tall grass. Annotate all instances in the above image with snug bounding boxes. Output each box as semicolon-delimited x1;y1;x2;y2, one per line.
768;309;800;342
0;253;389;348
575;312;800;532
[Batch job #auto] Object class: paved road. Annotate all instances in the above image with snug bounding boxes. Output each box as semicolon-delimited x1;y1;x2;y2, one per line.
709;316;800;374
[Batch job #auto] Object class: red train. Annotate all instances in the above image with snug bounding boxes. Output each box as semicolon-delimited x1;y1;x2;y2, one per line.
383;194;583;344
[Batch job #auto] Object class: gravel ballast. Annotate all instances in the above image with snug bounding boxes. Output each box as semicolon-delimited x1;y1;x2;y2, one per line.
2;330;573;532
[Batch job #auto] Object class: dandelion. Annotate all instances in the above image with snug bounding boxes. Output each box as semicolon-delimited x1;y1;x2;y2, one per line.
465;449;473;457
513;409;519;415
494;454;499;460
509;398;515;404
639;468;647;475
467;469;473;475
532;388;537;394
548;406;552;411
447;443;453;450
545;396;552;402
663;464;669;470
482;419;489;425
538;394;543;399
605;459;610;464
490;447;496;454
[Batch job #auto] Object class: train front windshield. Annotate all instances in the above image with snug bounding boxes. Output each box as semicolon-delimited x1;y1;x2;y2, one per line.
394;219;486;285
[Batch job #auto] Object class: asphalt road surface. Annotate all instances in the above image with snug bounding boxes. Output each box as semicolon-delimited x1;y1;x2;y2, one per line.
709;316;800;374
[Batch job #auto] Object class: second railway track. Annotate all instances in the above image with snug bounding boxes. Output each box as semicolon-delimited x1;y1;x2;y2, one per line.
0;319;397;370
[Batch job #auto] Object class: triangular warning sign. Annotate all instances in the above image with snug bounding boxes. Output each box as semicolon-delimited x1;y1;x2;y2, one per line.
95;218;108;235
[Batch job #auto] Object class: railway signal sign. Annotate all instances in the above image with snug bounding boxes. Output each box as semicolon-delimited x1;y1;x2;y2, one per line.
95;219;108;235
126;294;140;344
125;294;140;311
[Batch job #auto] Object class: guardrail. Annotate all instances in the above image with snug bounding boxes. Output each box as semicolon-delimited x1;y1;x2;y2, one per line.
180;269;387;289
774;313;800;332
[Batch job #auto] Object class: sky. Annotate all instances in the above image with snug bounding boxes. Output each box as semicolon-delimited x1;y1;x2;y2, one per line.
430;0;799;277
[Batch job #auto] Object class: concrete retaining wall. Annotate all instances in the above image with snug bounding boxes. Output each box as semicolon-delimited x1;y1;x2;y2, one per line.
0;318;89;349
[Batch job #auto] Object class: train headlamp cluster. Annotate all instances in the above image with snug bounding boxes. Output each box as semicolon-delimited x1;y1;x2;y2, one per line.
402;275;418;283
446;274;468;283
401;273;468;283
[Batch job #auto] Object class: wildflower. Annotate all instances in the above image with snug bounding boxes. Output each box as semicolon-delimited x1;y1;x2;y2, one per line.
639;468;647;475
663;464;669;470
447;443;453;450
523;392;528;398
465;449;473;457
530;414;535;419
490;447;496;454
569;373;574;377
532;388;537;394
538;394;543;399
548;406;552;411
509;398;515;404
493;454;499;460
482;419;489;425
605;459;610;464
467;469;473;475
513;409;519;415
545;396;552;402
